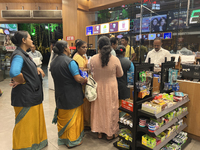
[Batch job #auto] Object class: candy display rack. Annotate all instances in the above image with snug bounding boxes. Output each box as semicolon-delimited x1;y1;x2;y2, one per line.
135;61;190;150
114;60;191;150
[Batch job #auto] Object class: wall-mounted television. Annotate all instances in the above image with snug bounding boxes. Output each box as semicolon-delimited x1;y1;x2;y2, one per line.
132;14;167;33
167;9;188;30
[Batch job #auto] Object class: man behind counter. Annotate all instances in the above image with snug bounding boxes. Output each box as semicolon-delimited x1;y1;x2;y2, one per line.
121;36;136;61
145;37;171;67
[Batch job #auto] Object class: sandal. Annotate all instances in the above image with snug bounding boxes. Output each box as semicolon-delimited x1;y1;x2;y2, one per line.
98;133;103;139
106;134;118;140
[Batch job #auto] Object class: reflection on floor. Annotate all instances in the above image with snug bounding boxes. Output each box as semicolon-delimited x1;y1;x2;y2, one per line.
0;67;199;150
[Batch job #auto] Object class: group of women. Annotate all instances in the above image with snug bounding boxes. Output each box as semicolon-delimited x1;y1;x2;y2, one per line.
9;31;134;150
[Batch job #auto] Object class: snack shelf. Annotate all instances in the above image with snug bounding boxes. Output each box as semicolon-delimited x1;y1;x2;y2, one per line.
113;141;131;150
177;111;188;120
138;98;189;119
137;118;178;137
137;111;188;136
118;121;133;130
136;123;187;150
136;96;155;105
118;135;133;146
118;106;133;115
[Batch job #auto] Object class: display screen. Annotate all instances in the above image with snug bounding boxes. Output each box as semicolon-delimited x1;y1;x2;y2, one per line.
101;23;109;34
136;34;142;41
164;32;172;39
0;24;18;31
167;9;187;30
86;26;93;35
142;34;148;40
118;19;130;32
93;25;100;34
156;33;164;39
189;9;200;25
133;14;167;33
109;22;118;32
148;33;156;40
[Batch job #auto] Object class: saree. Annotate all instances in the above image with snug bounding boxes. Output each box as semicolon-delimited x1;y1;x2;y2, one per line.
57;105;84;147
13;103;48;150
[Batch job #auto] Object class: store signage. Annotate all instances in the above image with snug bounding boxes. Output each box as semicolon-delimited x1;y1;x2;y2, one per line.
148;33;156;40
119;20;130;32
93;25;100;34
190;9;200;24
100;23;109;34
4;46;16;52
66;36;75;41
164;32;172;39
86;26;93;36
136;32;172;41
156;33;163;39
109;22;118;32
86;19;130;36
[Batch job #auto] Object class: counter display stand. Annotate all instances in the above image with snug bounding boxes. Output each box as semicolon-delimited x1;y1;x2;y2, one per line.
114;62;191;150
114;63;154;150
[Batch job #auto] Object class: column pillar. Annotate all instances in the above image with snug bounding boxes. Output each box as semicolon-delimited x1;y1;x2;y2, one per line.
62;0;78;46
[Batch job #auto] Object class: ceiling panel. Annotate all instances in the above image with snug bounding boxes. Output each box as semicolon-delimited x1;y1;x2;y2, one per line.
0;0;62;3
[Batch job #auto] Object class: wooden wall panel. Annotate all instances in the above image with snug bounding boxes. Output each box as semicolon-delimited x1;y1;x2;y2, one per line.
77;10;95;47
62;0;78;46
0;0;62;3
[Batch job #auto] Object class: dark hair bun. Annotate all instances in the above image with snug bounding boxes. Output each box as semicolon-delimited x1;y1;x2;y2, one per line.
11;31;28;47
11;36;18;45
52;46;61;55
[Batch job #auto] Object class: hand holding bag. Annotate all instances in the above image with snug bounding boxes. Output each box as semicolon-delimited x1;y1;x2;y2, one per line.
85;75;97;102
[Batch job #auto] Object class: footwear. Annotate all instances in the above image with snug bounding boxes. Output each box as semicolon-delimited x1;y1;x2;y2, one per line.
106;134;118;140
98;133;103;139
66;140;83;149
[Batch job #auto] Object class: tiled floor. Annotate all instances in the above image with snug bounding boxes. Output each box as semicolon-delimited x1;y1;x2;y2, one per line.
0;67;199;150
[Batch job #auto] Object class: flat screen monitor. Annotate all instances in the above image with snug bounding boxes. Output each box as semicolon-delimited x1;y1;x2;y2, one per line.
136;34;142;41
100;23;109;34
148;33;156;40
156;33;164;39
118;19;130;32
142;34;148;40
86;26;93;36
0;24;18;31
93;25;100;35
167;9;188;30
164;32;172;39
132;14;167;33
109;22;118;33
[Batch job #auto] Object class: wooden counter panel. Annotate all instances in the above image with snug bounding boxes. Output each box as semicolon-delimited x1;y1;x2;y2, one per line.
178;81;200;137
153;77;160;93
